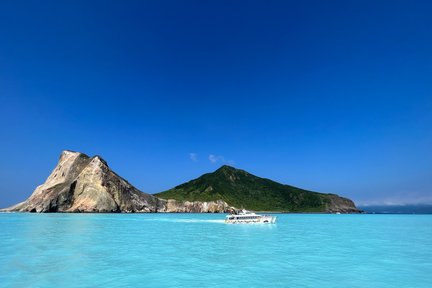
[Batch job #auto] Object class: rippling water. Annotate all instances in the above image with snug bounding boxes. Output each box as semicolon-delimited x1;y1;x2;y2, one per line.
1;213;431;288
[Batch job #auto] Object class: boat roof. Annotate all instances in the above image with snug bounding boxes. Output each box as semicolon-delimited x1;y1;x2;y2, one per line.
226;212;260;217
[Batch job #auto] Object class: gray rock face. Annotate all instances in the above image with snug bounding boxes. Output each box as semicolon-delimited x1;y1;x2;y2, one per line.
324;194;360;213
164;199;234;213
2;151;233;213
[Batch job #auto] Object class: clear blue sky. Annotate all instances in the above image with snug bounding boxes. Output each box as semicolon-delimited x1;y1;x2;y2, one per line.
1;0;431;208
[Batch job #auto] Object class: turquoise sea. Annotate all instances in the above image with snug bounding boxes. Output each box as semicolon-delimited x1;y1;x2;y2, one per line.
0;213;431;288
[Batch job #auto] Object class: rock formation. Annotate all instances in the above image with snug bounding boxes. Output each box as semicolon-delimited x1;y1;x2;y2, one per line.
1;151;234;213
324;194;360;213
164;199;232;213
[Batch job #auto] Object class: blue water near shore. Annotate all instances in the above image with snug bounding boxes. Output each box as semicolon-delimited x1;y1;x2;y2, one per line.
1;213;431;288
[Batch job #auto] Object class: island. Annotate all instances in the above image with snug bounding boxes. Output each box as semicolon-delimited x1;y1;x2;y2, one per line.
1;150;360;213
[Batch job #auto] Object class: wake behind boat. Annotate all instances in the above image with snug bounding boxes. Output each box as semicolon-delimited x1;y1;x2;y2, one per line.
225;210;277;224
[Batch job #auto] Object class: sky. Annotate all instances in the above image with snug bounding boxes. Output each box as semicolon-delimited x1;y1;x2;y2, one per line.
1;0;431;208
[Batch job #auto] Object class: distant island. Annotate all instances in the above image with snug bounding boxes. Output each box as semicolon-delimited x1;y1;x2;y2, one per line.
1;150;360;213
359;205;432;214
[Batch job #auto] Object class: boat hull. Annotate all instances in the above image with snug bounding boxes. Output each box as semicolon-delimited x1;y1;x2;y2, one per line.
225;215;277;224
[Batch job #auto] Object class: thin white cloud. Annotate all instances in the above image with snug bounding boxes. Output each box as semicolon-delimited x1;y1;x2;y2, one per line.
189;153;198;162
208;154;218;163
208;154;234;165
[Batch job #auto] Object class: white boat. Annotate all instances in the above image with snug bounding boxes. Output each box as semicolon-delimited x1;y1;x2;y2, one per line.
225;210;277;224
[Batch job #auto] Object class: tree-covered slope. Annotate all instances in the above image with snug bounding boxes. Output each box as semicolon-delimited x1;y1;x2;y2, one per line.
156;165;360;213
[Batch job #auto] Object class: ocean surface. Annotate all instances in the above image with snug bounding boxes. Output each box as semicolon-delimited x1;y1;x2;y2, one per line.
0;213;431;288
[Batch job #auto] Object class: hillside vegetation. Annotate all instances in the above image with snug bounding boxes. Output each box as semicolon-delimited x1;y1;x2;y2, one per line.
156;165;357;212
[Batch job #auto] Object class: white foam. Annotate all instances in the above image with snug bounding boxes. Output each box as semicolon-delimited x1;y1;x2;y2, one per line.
172;219;225;223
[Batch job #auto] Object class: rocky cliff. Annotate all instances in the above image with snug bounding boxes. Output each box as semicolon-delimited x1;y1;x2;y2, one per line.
324;194;360;213
2;151;234;213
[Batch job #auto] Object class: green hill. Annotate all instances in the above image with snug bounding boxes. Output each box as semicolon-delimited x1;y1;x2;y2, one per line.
155;165;360;213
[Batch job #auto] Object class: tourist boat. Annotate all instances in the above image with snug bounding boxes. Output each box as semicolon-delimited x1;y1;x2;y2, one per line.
225;210;277;224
